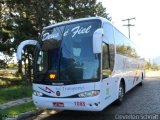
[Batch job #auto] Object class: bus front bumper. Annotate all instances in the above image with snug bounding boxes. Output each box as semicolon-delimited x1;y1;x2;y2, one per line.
32;94;103;111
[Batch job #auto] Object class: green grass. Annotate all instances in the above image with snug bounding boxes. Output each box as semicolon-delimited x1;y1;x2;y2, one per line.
0;102;36;118
0;85;32;104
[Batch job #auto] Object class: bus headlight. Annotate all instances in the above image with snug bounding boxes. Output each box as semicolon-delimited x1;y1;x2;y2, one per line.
33;90;43;97
78;90;100;97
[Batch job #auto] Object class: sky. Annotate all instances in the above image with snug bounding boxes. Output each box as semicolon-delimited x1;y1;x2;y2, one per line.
99;0;160;59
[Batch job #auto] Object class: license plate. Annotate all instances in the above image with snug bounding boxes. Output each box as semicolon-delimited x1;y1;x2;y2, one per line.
53;102;64;107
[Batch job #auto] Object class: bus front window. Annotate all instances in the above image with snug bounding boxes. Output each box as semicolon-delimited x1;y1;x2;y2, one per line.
60;35;100;81
35;20;101;83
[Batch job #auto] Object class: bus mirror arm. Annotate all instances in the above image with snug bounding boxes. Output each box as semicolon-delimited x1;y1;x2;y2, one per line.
16;40;38;61
93;28;103;54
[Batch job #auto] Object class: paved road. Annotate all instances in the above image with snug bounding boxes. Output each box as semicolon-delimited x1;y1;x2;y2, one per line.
30;76;160;120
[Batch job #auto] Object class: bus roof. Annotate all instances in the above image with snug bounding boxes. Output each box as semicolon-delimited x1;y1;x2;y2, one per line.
43;16;110;30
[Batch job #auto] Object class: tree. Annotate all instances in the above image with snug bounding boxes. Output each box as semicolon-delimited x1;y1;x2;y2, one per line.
49;0;111;21
158;64;160;70
151;63;158;71
0;60;7;68
0;2;14;54
145;60;151;70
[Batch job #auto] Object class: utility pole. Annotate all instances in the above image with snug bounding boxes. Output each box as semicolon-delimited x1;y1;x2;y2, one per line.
122;17;135;39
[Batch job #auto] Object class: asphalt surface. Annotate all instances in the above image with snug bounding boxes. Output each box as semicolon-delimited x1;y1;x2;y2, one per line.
28;75;160;120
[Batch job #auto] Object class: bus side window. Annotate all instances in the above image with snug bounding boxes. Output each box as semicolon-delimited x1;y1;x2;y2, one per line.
102;42;111;78
37;51;48;72
103;23;115;71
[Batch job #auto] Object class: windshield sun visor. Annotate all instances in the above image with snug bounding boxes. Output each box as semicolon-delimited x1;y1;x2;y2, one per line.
42;31;62;51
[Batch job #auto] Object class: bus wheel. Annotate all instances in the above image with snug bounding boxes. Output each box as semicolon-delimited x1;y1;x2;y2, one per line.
139;73;143;86
115;82;125;105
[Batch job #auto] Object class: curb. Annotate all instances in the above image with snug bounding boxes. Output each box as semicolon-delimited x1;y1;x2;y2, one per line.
5;109;43;120
0;98;32;110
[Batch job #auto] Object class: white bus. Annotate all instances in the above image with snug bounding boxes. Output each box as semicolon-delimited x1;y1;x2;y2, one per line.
17;17;144;111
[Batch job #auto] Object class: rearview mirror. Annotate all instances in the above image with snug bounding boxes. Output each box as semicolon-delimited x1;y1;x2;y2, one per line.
16;40;38;61
93;28;103;54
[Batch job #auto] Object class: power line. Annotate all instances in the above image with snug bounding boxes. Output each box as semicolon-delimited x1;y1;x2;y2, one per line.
122;17;135;39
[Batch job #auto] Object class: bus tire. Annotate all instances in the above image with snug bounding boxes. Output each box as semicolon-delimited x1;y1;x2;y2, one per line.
115;82;125;105
139;73;144;86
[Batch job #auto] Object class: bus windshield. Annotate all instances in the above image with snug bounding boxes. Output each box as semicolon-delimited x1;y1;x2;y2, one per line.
35;20;101;83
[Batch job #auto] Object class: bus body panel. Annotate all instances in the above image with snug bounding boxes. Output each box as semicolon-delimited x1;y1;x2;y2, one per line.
101;77;119;108
114;54;144;93
33;82;105;111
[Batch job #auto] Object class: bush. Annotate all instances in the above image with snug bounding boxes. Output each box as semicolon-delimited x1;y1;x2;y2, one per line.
0;60;7;68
